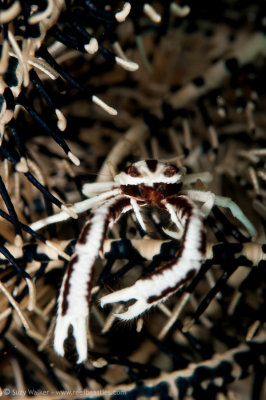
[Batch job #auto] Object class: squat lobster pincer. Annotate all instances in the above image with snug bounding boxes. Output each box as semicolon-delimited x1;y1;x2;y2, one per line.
53;160;256;363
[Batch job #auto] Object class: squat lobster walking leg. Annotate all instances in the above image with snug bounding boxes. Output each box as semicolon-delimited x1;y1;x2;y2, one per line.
183;189;256;236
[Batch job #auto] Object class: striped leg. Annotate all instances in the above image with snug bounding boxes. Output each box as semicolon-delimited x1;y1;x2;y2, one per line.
54;195;132;363
185;189;257;236
100;196;206;320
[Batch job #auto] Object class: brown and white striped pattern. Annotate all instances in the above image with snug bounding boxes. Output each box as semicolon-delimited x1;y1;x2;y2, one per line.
54;159;254;362
100;196;205;320
54;195;132;362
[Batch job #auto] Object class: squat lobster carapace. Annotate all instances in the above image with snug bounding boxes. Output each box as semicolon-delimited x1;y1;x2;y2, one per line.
53;160;256;363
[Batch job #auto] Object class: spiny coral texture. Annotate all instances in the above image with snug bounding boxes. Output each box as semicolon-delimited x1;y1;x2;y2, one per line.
0;1;266;399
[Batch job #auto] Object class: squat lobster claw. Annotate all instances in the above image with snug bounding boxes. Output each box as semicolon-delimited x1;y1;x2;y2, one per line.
53;160;256;362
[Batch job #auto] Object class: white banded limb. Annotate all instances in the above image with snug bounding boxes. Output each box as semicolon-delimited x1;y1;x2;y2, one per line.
100;196;205;320
184;189;257;237
54;195;132;363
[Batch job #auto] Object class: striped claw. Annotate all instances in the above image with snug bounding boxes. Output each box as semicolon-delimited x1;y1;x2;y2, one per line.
100;284;151;320
100;191;205;321
100;260;198;321
54;315;88;363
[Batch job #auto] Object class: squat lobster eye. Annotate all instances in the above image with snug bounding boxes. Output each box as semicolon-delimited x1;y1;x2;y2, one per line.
125;165;141;177
164;165;178;177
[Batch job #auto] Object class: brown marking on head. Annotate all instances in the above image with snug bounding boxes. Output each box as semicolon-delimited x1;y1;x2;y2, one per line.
121;183;183;204
154;182;183;198
120;184;142;198
145;159;158;172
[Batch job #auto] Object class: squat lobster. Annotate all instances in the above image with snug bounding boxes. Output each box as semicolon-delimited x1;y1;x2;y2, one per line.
54;160;256;362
